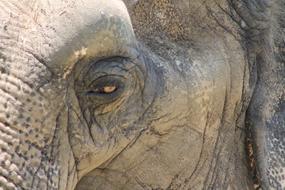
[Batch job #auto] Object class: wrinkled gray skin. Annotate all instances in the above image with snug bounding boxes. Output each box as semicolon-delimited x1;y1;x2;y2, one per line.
0;0;284;190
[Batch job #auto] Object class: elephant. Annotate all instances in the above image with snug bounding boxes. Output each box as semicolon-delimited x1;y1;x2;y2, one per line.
0;0;284;189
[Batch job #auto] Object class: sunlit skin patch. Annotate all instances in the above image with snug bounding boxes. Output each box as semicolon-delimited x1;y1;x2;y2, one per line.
64;47;88;79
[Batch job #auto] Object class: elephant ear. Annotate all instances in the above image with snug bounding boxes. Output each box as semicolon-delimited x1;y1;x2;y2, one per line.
243;0;285;189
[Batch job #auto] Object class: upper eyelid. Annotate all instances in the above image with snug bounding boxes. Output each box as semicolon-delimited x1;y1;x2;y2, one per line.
80;58;132;80
76;56;126;78
82;71;108;83
88;79;119;89
89;61;131;74
86;74;127;88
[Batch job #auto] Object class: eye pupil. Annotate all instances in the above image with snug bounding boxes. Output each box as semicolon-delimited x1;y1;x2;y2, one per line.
95;85;117;94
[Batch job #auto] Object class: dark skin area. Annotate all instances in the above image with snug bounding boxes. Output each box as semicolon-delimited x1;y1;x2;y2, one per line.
0;0;283;190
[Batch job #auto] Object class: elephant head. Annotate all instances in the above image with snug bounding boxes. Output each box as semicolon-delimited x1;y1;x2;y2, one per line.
0;0;284;190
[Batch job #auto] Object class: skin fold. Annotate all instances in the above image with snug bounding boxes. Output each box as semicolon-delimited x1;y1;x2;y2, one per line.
0;0;283;190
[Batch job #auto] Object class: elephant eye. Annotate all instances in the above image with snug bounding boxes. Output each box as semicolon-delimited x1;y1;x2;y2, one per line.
85;75;125;102
87;84;118;95
93;85;117;94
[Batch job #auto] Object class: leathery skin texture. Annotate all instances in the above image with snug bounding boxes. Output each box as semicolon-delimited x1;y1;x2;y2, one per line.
0;0;284;190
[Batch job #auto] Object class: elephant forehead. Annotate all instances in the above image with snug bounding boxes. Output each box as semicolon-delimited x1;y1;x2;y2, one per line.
43;0;135;73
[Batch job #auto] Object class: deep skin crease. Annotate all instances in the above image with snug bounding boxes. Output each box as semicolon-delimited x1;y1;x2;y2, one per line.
0;0;284;190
